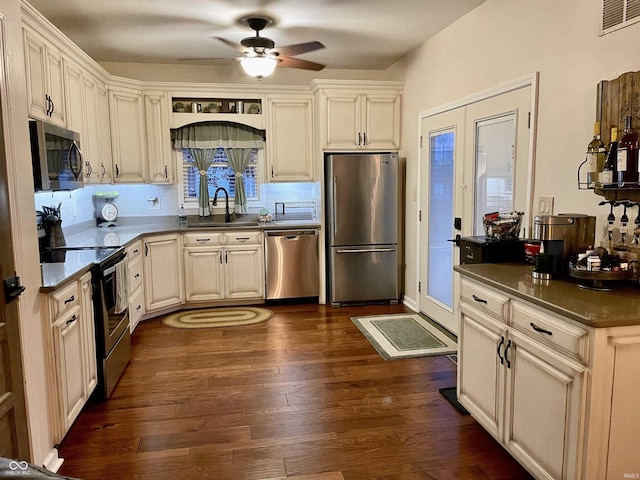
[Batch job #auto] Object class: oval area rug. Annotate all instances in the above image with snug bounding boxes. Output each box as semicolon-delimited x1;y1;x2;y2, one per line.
162;306;273;329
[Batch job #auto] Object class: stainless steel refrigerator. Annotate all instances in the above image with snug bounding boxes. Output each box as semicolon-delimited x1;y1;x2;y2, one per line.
325;153;400;306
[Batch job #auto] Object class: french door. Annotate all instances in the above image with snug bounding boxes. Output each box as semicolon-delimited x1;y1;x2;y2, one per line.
419;85;533;335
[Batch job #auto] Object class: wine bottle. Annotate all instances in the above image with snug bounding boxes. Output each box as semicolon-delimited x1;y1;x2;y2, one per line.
617;116;639;187
600;127;618;187
586;121;606;187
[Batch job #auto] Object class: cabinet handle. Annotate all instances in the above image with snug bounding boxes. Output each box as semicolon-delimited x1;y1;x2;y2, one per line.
358;132;362;146
271;166;274;178
363;132;367;145
196;238;211;243
66;314;77;325
145;243;149;256
50;97;55;116
133;249;139;254
44;94;50;115
64;295;75;305
504;339;512;368
136;305;142;311
529;322;553;336
101;163;106;178
235;237;249;242
86;161;92;177
219;250;223;264
115;164;120;178
134;273;140;279
472;294;487;304
497;336;505;365
225;251;228;263
164;165;168;179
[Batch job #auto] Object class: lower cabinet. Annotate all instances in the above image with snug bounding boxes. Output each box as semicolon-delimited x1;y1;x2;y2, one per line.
143;234;183;312
44;272;97;443
126;240;145;331
458;278;586;480
183;231;264;302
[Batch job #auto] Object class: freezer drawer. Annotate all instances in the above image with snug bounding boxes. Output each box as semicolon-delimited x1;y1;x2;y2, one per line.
266;230;319;300
330;245;398;305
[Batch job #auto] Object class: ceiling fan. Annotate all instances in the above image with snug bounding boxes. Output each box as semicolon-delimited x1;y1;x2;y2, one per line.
214;16;326;78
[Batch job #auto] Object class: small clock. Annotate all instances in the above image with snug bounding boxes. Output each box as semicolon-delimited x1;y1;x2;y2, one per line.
100;202;118;223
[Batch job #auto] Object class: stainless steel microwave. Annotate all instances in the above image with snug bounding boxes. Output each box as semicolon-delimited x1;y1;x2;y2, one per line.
29;119;84;191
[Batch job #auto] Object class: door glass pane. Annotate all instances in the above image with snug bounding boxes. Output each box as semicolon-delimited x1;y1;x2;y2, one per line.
474;114;516;235
427;130;454;308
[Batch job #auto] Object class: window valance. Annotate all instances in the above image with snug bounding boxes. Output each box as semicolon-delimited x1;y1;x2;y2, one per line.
172;121;265;149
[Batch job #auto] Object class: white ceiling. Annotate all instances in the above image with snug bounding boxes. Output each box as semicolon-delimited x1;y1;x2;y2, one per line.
26;0;486;71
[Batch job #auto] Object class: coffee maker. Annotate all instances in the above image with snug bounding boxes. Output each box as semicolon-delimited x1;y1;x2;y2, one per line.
532;214;596;279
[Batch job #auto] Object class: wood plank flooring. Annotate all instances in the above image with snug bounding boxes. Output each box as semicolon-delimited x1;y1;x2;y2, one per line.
58;303;533;480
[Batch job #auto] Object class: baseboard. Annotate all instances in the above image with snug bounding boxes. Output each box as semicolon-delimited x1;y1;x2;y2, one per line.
42;448;63;473
402;295;417;311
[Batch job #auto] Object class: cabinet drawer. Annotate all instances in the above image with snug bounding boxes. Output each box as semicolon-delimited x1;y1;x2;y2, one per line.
126;240;143;261
510;300;590;364
51;281;80;319
223;231;262;245
183;232;224;246
129;286;144;329
128;255;143;293
460;278;509;321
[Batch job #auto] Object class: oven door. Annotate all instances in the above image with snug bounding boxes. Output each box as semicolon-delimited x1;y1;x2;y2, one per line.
95;255;129;356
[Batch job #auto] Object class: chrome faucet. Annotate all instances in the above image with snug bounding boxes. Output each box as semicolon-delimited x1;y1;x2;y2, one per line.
212;187;231;222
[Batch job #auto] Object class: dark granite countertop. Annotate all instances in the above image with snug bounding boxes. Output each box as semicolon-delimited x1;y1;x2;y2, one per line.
41;216;320;291
454;263;640;328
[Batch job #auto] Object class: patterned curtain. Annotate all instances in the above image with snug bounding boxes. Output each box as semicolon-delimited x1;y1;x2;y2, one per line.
223;148;252;213
188;148;217;216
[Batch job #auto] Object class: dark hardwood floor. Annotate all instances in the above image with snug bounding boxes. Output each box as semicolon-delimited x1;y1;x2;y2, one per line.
58;303;533;480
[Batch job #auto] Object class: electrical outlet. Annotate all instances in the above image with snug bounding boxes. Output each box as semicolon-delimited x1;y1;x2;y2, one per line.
538;196;554;215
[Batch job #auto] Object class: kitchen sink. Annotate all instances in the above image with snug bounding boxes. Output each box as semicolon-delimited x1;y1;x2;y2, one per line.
185;213;259;228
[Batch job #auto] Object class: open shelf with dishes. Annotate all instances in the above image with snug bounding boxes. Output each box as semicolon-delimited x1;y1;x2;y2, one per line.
170;96;264;129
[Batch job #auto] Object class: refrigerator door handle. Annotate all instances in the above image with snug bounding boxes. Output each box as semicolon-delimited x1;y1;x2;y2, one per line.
332;176;338;238
336;247;396;254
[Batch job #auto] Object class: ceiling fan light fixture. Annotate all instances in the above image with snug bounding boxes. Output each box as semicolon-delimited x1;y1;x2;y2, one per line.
240;56;278;79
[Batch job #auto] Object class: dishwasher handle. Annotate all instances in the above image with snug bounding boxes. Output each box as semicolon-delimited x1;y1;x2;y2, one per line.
266;230;318;238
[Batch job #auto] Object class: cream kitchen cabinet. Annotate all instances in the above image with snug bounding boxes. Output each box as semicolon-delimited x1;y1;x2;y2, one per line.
265;95;314;182
23;25;66;126
126;240;145;332
43;273;97;444
458;278;587;480
143;234;183;312
313;81;402;151
183;231;264;302
108;86;148;183
145;91;174;184
82;75;113;183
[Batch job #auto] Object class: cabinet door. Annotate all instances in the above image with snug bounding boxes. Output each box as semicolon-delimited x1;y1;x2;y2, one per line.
82;75;112;183
64;62;85;139
144;235;183;311
363;92;401;150
52;307;84;433
458;304;507;440
109;87;147;183
266;96;314;182
505;330;585;480
184;248;225;302
224;245;264;299
80;274;97;396
23;27;66;126
145;92;174;184
323;91;361;150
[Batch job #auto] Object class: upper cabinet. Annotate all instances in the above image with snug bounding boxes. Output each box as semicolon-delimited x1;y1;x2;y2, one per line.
265;95;314;182
108;86;148;183
313;80;403;151
145;92;174;184
23;25;66;127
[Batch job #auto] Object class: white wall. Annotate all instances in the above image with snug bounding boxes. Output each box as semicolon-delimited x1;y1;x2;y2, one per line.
390;0;640;306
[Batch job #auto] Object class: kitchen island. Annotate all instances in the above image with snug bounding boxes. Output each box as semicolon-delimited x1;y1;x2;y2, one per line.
454;263;640;480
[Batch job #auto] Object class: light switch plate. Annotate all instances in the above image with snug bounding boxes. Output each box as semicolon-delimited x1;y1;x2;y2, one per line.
538;196;554;215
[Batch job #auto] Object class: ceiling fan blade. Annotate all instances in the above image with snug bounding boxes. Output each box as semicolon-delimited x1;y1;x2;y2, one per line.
271;41;325;57
278;56;326;71
214;36;247;53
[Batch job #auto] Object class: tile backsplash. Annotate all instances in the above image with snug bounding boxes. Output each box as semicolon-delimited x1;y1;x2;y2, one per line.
35;182;320;228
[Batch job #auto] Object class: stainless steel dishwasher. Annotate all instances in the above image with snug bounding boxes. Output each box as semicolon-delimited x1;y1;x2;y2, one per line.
265;230;319;300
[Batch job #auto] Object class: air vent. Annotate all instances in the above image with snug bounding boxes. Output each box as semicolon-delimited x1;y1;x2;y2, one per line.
602;0;640;34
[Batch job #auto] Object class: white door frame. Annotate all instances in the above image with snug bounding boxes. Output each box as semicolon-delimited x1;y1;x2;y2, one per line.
415;72;539;321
